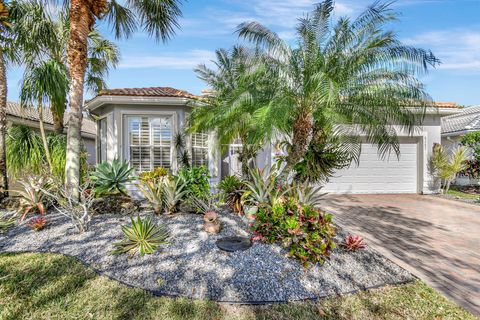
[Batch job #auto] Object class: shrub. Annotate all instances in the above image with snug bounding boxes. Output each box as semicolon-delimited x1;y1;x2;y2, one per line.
177;166;211;200
242;167;291;208
460;159;480;179
14;175;48;221
139;167;169;184
341;234;366;251
218;175;245;214
430;144;468;193
90;158;136;196
111;216;169;258
28;216;47;231
251;198;336;267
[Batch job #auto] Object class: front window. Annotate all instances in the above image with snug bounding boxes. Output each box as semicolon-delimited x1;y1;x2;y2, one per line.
127;116;172;172
98;117;107;163
191;132;209;167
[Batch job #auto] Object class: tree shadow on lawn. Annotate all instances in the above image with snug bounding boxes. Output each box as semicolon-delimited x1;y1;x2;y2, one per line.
322;200;480;314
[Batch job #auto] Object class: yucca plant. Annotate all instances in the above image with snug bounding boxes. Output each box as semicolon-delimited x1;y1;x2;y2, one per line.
163;177;187;214
90;158;136;196
13;175;48;221
111;216;169;258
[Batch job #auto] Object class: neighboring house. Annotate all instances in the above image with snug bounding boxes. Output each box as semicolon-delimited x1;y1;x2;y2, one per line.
6;101;97;164
441;105;480;151
86;87;462;194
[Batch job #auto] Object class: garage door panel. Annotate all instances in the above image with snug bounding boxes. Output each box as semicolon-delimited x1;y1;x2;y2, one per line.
323;141;418;194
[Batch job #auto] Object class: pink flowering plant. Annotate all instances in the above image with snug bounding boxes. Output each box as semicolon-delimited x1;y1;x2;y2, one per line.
341;234;366;251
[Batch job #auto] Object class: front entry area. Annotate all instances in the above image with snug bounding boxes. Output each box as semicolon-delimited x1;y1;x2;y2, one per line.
323;139;419;194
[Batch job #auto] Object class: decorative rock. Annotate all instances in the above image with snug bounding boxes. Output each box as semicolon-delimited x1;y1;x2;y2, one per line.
216;236;252;252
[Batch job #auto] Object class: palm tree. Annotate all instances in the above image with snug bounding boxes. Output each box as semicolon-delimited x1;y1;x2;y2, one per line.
0;0;10;200
60;0;182;197
237;0;440;178
19;7;119;134
190;46;273;178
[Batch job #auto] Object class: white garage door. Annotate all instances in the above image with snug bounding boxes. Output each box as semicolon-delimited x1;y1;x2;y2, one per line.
323;140;418;194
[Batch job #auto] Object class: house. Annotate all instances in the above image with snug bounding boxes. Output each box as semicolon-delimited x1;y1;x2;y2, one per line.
86;87;462;194
441;105;480;151
6;101;97;164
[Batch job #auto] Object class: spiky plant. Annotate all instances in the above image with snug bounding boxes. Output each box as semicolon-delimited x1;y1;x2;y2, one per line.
90;158;135;196
163;177;187;214
342;234;367;251
14;175;47;221
218;175;245;214
111;216;169;258
431;146;468;193
289;183;325;208
0;211;15;233
137;180;165;215
242;166;291;208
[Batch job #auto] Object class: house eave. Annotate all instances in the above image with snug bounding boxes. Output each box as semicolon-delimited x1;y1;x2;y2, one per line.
85;95;193;112
441;129;477;137
420;107;463;115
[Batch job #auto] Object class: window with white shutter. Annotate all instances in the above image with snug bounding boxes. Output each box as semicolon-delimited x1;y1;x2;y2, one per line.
98;117;107;163
127;116;172;172
191;132;208;167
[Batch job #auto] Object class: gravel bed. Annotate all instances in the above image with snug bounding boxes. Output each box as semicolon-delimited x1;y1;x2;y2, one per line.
0;210;413;303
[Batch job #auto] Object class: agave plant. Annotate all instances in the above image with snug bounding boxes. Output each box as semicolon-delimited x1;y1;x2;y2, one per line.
90;158;136;196
14;176;48;221
111;216;169;258
163;177;187;214
341;234;366;251
137;180;165;215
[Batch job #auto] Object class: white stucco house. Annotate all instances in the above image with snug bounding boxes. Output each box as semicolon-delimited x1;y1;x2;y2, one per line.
85;87;462;194
441;105;480;151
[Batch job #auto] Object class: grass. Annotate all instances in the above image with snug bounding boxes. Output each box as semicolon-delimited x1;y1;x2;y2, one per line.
446;187;479;200
0;252;475;320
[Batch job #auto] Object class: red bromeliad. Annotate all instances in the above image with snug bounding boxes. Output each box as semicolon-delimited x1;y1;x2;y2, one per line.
342;234;366;251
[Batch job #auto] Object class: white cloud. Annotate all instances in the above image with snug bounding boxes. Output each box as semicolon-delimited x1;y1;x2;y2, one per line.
404;29;480;72
119;50;216;69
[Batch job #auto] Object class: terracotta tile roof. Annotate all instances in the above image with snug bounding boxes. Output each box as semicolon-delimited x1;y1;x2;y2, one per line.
6;101;96;136
433;102;463;109
98;87;197;99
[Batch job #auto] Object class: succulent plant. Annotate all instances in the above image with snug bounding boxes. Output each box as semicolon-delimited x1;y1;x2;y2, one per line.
341;234;366;251
90;158;135;196
28;216;47;231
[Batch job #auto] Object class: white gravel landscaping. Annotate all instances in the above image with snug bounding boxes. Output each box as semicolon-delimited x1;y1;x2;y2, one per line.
0;210;414;303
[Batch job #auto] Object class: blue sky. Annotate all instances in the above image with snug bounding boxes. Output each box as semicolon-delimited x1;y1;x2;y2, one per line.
7;0;480;106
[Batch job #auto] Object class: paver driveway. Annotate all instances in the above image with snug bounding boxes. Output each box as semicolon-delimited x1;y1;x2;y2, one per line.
321;194;480;316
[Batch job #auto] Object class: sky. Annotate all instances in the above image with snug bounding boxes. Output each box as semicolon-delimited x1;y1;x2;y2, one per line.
6;0;480;106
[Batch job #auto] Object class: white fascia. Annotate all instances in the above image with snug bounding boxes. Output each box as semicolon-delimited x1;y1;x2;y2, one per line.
85;95;192;112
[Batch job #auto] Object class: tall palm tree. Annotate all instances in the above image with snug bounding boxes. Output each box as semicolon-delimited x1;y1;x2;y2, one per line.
237;0;440;178
19;7;119;134
60;0;182;197
189;46;272;177
0;0;10;200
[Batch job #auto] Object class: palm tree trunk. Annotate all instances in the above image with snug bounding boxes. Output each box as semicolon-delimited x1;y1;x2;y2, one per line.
38;99;53;172
65;0;95;198
285;110;313;174
52;108;65;134
0;50;7;200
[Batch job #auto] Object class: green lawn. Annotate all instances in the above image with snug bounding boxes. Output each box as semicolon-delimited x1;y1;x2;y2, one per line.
0;253;475;320
446;187;480;200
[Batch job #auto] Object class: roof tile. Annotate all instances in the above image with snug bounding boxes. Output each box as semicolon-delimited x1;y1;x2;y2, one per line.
98;87;197;99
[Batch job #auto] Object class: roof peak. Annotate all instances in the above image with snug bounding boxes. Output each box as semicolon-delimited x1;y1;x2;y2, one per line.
97;87;197;99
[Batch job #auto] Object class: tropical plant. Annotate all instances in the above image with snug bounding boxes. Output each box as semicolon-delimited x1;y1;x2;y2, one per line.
139;167;169;184
14;175;48;221
218;175;245;214
288;183;325;208
189;45;270;178
430;145;468;193
460;131;480;162
111;216;169;258
174;132;191;168
251;198;336;267
177;166;211;201
236;0;439;180
137;180;165;215
6;125;88;181
163;177;187;214
90;158;135;196
57;0;182;198
190;194;219;214
28;216;47;231
0;211;15;233
242;166;290;208
341;234;366;251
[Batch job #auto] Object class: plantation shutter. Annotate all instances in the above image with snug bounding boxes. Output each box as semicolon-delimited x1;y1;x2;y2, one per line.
191;132;208;167
127;116;172;172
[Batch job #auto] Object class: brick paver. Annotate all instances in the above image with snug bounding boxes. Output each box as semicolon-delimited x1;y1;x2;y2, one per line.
322;194;480;316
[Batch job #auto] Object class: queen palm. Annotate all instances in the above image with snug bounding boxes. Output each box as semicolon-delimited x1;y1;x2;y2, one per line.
237;0;440;178
50;0;182;197
190;46;274;177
